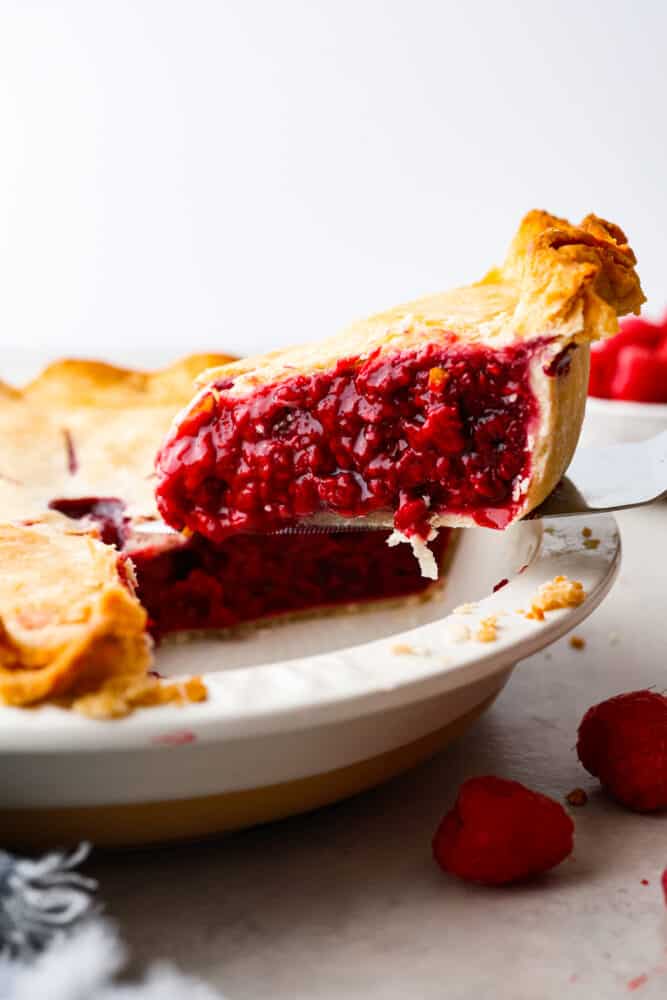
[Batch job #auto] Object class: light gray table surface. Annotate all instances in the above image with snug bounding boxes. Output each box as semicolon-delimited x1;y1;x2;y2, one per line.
89;506;667;999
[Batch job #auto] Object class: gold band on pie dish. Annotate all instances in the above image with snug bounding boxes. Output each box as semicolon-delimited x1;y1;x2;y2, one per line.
0;694;497;850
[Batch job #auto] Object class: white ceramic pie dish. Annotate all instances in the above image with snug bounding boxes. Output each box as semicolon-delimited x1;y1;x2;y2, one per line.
0;514;620;848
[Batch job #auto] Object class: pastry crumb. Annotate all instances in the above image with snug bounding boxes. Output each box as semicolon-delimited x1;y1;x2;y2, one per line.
391;641;432;657
583;538;600;550
452;602;477;615
475;616;498;643
444;621;471;644
387;529;438;580
69;674;207;720
582;527;592;538
609;631;620;645
569;635;586;650
525;576;586;620
392;642;416;655
566;787;588;807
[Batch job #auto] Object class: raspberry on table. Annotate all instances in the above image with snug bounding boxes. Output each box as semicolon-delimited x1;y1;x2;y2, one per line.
432;776;574;886
577;690;667;812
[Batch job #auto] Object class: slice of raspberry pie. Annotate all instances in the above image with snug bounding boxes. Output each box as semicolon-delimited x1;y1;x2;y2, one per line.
0;356;450;714
155;211;644;573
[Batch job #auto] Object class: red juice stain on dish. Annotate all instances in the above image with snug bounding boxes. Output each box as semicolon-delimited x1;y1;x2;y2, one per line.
155;341;545;543
153;730;196;746
493;578;509;592
662;869;667;906
627;973;649;991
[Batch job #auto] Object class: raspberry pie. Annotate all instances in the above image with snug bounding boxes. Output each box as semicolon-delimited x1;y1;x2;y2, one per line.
0;356;450;713
155;211;644;567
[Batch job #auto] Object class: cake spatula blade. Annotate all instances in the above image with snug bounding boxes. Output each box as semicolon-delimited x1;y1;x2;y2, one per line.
529;427;667;519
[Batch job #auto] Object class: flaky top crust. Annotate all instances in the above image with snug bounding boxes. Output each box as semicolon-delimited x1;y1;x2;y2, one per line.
194;211;644;398
0;353;234;523
0;520;151;707
0;356;230;713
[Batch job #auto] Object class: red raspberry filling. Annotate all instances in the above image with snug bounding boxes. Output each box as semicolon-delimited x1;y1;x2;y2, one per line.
156;341;544;541
130;528;450;638
46;494;451;637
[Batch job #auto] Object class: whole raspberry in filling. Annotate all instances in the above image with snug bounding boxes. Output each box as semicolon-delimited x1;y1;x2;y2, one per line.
155;342;541;542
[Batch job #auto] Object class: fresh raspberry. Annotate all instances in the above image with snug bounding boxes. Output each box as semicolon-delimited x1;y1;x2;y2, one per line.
610;345;667;403
577;690;667;812
432;776;574;885
612;315;664;352
588;316;667;401
588;341;615;398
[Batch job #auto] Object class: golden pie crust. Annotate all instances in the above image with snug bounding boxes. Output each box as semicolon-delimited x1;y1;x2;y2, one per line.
0;521;151;708
0;353;234;524
194;211;643;391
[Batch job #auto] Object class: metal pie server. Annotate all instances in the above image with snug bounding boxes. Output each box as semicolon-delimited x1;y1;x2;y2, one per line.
529;428;667;520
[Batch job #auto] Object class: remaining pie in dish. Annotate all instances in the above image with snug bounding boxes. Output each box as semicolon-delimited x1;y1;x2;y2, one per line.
155;211;644;567
0;356;450;713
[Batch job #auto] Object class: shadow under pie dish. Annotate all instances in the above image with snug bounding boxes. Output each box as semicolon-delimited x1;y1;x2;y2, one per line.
0;356;451;716
155;210;644;565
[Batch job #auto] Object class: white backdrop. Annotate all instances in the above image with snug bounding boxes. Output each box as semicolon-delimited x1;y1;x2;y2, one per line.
1;0;665;380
